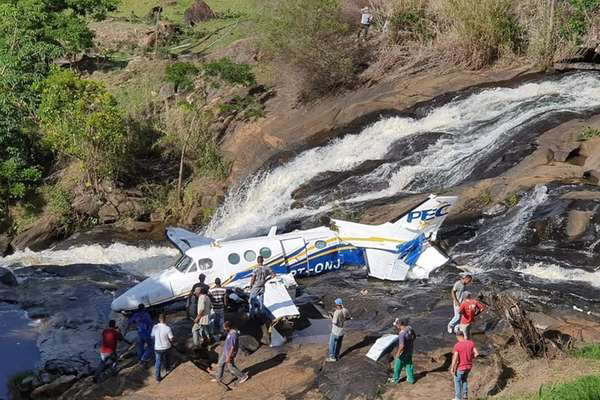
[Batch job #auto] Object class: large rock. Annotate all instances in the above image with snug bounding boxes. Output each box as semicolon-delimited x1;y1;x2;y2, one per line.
98;203;119;224
10;214;62;251
71;194;101;217
31;375;76;399
566;209;593;238
0;267;17;287
183;0;215;26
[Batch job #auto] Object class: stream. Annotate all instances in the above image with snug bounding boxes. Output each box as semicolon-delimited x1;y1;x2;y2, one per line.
1;72;600;397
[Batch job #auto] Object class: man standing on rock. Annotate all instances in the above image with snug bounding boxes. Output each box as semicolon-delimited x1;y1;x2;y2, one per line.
209;277;228;340
151;313;174;382
390;319;416;384
248;256;273;318
193;286;212;347
448;274;473;334
458;291;485;339
187;273;208;320
326;298;351;362
214;321;249;386
126;304;154;363
94;320;131;382
451;330;479;400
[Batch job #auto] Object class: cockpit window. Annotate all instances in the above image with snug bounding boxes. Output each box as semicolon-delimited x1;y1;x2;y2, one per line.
175;255;193;272
187;262;198;273
198;258;213;270
244;250;257;262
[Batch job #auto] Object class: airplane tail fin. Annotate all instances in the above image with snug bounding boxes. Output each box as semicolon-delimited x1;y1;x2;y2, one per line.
391;195;458;240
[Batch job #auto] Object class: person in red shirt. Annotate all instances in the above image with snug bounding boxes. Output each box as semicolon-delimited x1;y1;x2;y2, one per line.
95;320;131;382
458;292;485;339
451;330;479;400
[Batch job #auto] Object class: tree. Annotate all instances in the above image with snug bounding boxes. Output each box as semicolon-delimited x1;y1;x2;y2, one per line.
0;0;119;203
38;70;129;191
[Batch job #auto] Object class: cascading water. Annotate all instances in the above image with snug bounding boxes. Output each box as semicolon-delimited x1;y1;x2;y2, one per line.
207;73;600;239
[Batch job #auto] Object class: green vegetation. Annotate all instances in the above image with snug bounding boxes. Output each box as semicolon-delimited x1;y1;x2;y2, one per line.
388;1;434;43
502;375;600;400
579;126;600;140
505;192;520;208
38;70;129;190
560;0;600;44
479;190;493;206
166;62;200;92
257;0;359;95
203;58;256;87
572;344;600;360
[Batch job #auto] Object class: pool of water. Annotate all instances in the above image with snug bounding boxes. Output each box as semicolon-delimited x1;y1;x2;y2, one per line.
0;305;40;400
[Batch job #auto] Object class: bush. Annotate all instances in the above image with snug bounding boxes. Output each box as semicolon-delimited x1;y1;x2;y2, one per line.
388;1;435;43
559;0;600;44
537;375;600;400
440;0;525;68
580;126;600;140
38;69;129;190
257;0;359;95
203;58;256;87
165;62;199;92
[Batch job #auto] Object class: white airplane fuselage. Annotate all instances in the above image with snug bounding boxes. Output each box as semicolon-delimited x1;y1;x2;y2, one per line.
111;195;457;312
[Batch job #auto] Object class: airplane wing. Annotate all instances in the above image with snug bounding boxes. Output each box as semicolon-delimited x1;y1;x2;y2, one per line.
166;227;214;253
366;334;399;362
263;273;300;321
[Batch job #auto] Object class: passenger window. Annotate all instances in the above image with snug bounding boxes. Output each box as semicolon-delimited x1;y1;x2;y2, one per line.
187;262;198;273
228;253;240;265
259;247;272;259
244;250;257;262
198;258;213;270
315;240;327;249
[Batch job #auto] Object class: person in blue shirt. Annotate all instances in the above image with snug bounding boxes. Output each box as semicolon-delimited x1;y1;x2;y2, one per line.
126;304;154;363
214;321;248;386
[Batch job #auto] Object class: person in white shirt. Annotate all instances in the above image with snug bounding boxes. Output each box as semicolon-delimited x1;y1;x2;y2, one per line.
151;313;174;382
357;7;373;40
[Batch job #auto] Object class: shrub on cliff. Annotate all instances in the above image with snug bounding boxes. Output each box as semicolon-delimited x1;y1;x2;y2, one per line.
38;70;129;191
257;0;360;96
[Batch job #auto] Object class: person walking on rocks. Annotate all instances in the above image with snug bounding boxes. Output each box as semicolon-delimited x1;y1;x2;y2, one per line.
192;286;212;347
126;304;154;363
187;273;208;320
448;274;473;334
458;291;485;339
357;7;373;40
326;298;351;362
214;321;249;386
151;313;174;382
94;320;131;382
248;256;273;318
390;319;416;384
451;330;479;400
209;277;228;339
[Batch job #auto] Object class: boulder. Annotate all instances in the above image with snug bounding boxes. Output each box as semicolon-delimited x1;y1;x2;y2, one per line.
159;82;176;100
0;233;11;256
0;267;18;287
71;194;101;217
31;375;77;399
10;214;62;251
183;0;215;26
584;169;600;185
566;209;593;238
98;204;119;224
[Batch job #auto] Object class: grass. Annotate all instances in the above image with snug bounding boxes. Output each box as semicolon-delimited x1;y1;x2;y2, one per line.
500;375;600;400
579;127;600;141
572;344;600;361
504;192;519;208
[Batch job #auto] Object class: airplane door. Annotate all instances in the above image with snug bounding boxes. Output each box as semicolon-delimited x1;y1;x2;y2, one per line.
280;238;308;275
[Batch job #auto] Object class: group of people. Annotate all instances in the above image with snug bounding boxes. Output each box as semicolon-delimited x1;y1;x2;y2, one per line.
95;257;275;386
327;273;485;400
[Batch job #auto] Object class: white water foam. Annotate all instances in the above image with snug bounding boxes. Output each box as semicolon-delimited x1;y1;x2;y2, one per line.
208;73;600;238
0;244;179;277
519;262;600;288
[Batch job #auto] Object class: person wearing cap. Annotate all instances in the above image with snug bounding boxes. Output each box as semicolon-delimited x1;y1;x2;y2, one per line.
326;298;351;362
390;319;416;384
451;329;479;400
448;274;473;334
457;291;485;339
357;7;373;40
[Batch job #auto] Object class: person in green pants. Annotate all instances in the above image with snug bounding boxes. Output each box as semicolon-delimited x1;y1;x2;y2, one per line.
392;319;416;384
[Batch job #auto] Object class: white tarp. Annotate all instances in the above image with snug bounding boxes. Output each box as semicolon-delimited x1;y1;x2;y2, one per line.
366;334;398;361
263;274;300;320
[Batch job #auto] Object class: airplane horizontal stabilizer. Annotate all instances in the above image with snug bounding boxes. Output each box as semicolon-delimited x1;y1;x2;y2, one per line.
166;227;214;253
263;274;300;321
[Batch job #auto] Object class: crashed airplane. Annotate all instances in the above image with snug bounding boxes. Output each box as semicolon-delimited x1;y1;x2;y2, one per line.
111;195;458;323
